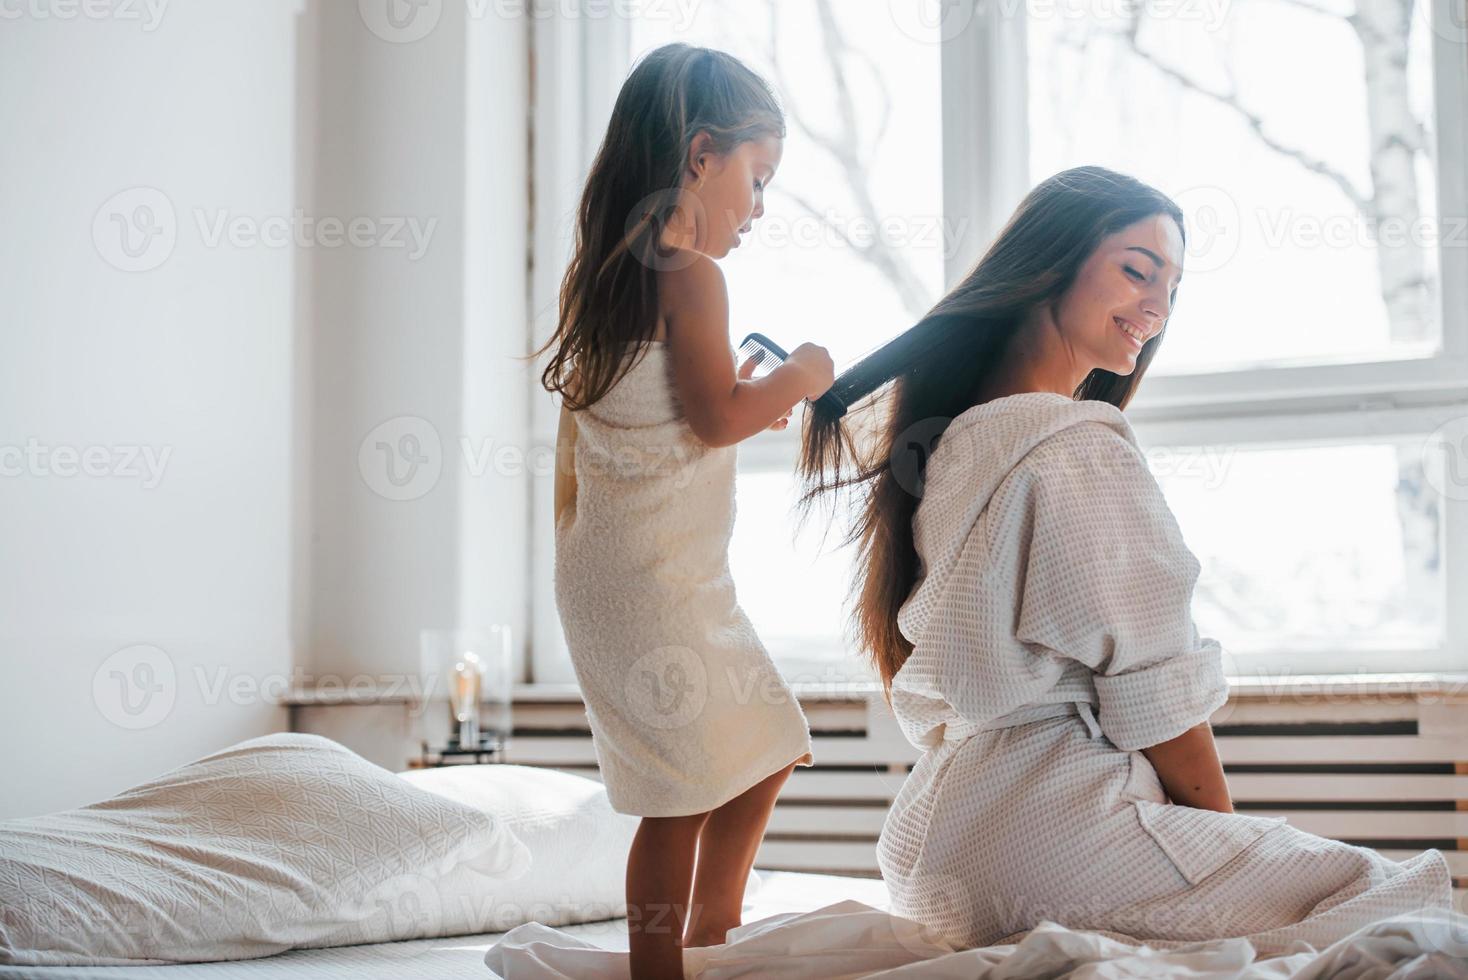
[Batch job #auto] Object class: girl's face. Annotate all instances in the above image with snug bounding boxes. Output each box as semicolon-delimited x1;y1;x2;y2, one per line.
1055;214;1184;376
686;134;783;259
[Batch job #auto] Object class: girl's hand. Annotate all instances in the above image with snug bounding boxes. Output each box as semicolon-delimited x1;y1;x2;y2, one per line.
785;342;836;400
736;354;793;430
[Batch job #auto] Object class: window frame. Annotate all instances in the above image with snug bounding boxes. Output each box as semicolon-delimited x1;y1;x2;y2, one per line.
525;3;1468;682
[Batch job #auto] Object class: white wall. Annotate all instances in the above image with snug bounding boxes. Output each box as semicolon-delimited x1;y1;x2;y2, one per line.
0;0;533;815
0;0;301;817
301;1;530;686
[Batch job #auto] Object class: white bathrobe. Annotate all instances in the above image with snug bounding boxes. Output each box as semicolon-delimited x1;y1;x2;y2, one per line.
878;391;1455;955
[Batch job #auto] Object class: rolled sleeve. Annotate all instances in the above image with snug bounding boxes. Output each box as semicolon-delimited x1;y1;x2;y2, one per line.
1092;635;1229;751
1012;422;1229;751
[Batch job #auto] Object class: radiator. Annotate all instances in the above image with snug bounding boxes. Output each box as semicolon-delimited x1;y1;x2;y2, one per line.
500;691;1468;906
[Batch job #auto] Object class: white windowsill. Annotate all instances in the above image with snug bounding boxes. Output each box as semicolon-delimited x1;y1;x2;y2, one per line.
281;672;1468;707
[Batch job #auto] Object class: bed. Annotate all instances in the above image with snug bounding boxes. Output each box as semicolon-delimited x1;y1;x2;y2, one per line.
3;735;1464;979
0;871;888;980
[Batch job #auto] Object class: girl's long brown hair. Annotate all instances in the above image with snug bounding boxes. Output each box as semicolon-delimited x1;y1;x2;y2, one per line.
534;43;784;409
796;166;1187;701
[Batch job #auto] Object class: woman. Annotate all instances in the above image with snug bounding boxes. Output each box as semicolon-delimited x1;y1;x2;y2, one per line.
796;166;1454;955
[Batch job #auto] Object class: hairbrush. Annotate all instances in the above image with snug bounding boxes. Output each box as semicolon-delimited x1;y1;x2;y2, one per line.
737;332;848;417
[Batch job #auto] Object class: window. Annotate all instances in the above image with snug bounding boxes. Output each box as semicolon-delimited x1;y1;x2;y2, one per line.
1020;0;1467;673
1155;440;1443;662
1029;0;1447;376
528;2;1468;683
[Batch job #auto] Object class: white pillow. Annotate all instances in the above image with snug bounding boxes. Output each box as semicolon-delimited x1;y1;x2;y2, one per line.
397;765;639;931
0;733;530;966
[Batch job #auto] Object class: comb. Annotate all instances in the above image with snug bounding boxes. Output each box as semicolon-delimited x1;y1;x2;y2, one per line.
736;332;790;380
737;332;848;417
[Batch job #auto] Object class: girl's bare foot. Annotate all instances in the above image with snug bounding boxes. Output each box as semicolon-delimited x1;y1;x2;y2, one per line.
682;923;733;948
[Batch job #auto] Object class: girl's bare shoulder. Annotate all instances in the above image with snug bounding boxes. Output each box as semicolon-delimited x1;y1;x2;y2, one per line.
657;251;727;320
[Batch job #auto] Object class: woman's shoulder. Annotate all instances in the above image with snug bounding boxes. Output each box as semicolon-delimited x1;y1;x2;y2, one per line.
1011;411;1153;498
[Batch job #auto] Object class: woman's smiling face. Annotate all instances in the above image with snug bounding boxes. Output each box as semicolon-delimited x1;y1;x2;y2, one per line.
1056;213;1185;377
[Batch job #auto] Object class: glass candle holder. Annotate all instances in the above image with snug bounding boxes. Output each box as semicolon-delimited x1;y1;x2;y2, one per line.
418;626;513;752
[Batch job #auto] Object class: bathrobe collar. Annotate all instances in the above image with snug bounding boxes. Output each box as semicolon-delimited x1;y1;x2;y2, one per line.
896;391;1139;647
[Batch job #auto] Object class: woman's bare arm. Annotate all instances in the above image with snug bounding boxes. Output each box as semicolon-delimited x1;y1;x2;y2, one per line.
1139;721;1234;812
553;403;577;528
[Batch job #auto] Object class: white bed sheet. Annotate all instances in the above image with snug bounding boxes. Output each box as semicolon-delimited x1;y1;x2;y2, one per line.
6;870;1465;979
0;871;888;980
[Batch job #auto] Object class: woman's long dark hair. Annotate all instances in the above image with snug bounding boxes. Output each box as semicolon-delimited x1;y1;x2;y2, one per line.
533;43;784;410
797;166;1186;700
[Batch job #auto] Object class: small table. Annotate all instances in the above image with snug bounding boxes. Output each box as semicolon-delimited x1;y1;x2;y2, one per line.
409;733;505;768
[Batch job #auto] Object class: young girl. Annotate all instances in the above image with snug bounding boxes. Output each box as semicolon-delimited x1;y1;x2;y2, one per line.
538;43;834;979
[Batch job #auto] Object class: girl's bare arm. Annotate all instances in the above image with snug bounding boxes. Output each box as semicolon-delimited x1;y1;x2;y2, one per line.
661;254;832;448
553;403;577;528
1139;721;1234;812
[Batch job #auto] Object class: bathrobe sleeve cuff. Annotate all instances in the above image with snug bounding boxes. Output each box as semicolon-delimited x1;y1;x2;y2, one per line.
1092;636;1230;751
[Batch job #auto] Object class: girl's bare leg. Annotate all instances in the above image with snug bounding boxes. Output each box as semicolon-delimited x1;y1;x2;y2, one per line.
626;811;710;979
683;760;798;948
